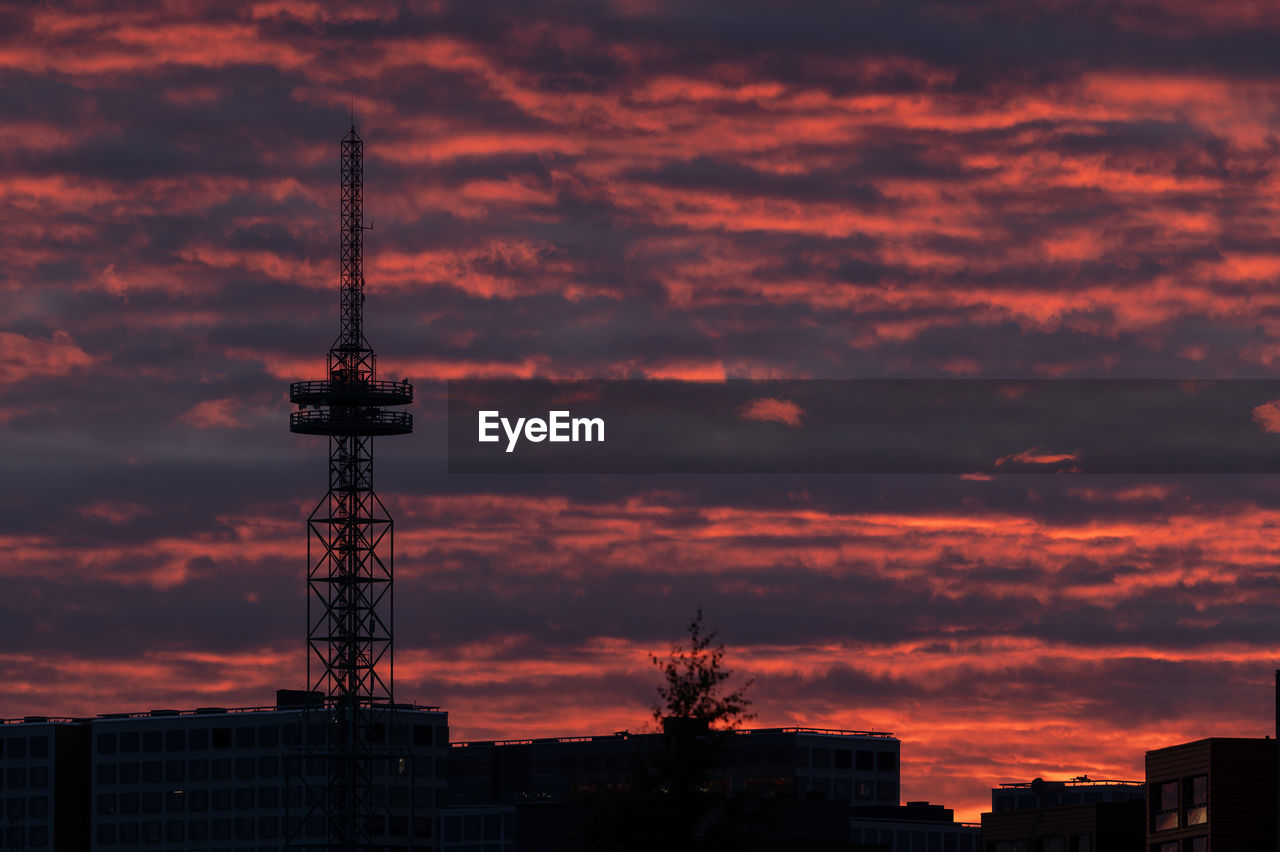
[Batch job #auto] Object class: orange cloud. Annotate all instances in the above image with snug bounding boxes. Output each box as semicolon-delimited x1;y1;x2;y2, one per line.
995;448;1081;468
0;331;96;385
1251;399;1280;433
178;398;246;429
738;397;804;427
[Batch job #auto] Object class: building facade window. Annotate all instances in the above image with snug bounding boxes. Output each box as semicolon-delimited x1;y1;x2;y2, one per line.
1153;780;1179;831
1185;774;1207;826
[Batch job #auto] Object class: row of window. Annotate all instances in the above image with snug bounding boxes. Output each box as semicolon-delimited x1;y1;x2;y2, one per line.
95;814;435;843
1;795;49;818
800;776;896;802
1151;775;1207;832
471;747;900;779
993;789;1140;811
796;746;897;772
96;755;443;785
96;784;438;814
990;838;1090;852
1152;838;1207;852
0;826;48;848
856;827;978;852
1;765;49;789
443;811;514;842
0;736;50;760
96;723;446;755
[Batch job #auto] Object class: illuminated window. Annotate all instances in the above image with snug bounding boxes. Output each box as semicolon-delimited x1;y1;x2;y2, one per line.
1185;775;1207;826
1153;781;1178;831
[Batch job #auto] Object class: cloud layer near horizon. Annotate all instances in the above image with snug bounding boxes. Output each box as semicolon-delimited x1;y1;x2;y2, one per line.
6;0;1280;819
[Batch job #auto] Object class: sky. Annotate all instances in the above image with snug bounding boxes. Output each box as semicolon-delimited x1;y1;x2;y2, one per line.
5;0;1280;821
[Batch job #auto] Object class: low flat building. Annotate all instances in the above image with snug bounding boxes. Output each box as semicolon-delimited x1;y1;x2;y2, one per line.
982;800;1144;852
851;801;980;852
448;725;978;850
447;725;902;809
0;690;449;851
990;777;1145;813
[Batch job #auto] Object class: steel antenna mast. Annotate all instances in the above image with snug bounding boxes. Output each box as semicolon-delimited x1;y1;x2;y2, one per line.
288;125;413;850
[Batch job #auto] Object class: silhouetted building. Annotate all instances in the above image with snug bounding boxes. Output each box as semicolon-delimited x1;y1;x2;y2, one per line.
448;726;901;808
0;691;448;850
0;717;89;850
446;726;976;849
990;777;1145;812
1145;737;1276;852
851;801;980;851
982;799;1144;852
0;703;987;850
447;726;901;849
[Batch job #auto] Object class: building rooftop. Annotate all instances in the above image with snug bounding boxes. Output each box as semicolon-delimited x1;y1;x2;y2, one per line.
453;725;896;748
996;777;1144;789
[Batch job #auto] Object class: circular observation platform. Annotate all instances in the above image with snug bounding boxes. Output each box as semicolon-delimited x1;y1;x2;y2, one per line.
290;408;413;436
289;379;413;407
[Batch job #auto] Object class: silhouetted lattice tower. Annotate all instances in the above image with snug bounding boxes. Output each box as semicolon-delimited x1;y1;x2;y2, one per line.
288;125;412;849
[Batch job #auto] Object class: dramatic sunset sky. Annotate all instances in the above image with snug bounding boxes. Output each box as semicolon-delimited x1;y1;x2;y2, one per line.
7;0;1280;821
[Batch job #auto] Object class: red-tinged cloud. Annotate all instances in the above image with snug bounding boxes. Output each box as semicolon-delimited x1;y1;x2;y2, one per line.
0;331;96;385
738;397;804;428
78;501;150;523
995;448;1082;468
1252;399;1280;433
11;0;1280;825
178;398;246;428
